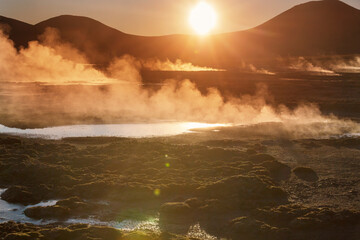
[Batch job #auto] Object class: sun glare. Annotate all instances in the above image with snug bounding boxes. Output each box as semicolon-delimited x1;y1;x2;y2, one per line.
189;1;217;35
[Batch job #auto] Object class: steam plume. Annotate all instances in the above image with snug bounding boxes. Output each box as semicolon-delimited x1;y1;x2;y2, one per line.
239;61;275;75
142;59;224;72
289;57;339;76
0;29;359;138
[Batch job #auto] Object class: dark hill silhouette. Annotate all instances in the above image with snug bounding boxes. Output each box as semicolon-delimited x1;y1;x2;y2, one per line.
1;0;360;68
0;16;36;48
35;15;138;64
254;0;360;55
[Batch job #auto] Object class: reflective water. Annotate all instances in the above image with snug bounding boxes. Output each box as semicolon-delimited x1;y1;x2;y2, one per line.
0;189;58;224
0;122;226;139
0;189;216;239
0;188;159;230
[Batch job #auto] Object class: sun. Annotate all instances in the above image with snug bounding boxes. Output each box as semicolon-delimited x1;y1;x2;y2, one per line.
189;1;217;35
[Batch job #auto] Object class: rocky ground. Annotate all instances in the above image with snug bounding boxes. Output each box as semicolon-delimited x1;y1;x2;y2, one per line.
0;125;359;239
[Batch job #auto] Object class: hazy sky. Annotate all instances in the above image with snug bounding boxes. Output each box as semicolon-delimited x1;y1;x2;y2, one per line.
0;0;359;35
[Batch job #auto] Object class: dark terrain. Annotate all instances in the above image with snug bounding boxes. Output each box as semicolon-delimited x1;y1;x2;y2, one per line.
0;125;359;239
0;0;360;239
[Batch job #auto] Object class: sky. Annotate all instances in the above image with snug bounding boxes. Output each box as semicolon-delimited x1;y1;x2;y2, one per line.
0;0;359;36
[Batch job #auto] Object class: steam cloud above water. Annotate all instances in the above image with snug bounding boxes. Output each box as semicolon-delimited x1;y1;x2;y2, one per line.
142;59;225;72
289;57;340;76
0;29;359;138
286;56;360;75
0;29;118;85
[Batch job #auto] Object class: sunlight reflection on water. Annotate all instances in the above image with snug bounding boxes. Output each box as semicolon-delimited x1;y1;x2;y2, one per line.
0;189;217;239
0;189;58;224
0;122;227;139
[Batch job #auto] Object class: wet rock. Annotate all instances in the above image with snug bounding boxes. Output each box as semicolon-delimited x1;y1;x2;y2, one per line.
249;154;276;164
261;161;291;181
58;174;79;186
228;216;284;240
1;135;359;239
0;137;22;145
293;167;319;182
0;222;123;240
254;204;360;239
121;230;159;240
24;205;70;219
83;226;123;240
254;204;310;226
184;198;203;209
195;147;243;161
197;199;225;218
246;148;258;155
159;202;193;223
56;196;94;212
70;181;115;199
290;216;322;230
24;197;101;220
4;233;33;240
159;231;187;239
197;175;288;207
1;186;40;205
304;208;360;227
41;225;123;240
159;202;194;233
249;166;271;177
322;137;360;150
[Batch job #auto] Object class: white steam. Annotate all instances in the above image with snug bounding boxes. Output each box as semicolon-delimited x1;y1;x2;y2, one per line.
289;57;340;76
239;61;275;75
0;29;359;138
142;58;225;72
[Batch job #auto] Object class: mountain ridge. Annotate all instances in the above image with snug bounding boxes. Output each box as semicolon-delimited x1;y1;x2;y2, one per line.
1;0;360;68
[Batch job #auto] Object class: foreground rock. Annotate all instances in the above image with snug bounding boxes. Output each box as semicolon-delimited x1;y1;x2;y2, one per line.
24;205;70;220
293;167;319;182
251;205;360;240
0;222;122;240
24;197;101;220
0;221;194;240
0;135;359;239
159;202;195;233
1;186;40;205
228;216;286;240
197;175;288;208
261;160;291;181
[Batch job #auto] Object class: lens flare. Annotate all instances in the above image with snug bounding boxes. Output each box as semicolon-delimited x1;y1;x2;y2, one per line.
153;189;161;196
189;1;217;35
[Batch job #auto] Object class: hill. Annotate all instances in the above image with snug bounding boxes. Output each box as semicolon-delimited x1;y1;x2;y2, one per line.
1;0;360;68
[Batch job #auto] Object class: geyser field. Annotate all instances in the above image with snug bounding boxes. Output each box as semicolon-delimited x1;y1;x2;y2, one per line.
0;124;360;240
1;0;360;239
0;31;360;239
